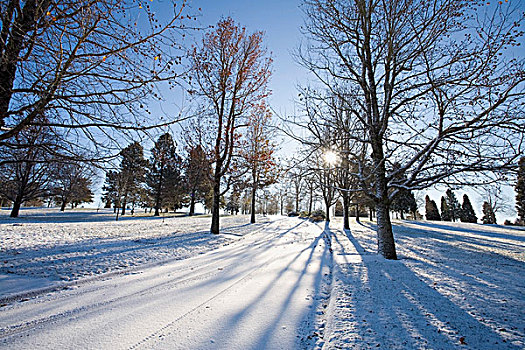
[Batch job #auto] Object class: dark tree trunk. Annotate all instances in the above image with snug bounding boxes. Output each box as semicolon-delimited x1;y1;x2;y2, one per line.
369;208;373;221
400;210;405;220
154;164;164;217
210;180;221;234
325;199;330;222
60;201;66;212
10;198;22;218
250;184;256;224
121;192;127;215
308;186;313;215
342;194;350;230
376;200;397;260
189;193;196;216
355;203;360;223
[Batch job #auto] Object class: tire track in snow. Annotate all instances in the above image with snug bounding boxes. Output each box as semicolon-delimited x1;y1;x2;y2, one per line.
0;220;291;342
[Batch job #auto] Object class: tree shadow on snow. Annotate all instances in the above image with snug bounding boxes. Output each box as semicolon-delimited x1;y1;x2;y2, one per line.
172;219;331;349
326;224;523;349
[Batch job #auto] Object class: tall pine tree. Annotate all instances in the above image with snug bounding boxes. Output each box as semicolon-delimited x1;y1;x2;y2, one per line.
425;195;441;221
482;201;497;224
445;189;461;222
146;133;182;216
184;145;212;216
440;196;451;221
118;142;147;216
460;194;477;223
516;157;525;225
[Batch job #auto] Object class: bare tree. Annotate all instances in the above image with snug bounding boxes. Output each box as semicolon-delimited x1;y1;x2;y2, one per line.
300;0;525;259
0;123;58;217
480;184;514;218
0;0;193;156
241;104;278;223
188;17;272;234
52;161;95;211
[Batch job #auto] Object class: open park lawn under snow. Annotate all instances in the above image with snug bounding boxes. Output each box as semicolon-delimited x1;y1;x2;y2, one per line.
0;208;524;349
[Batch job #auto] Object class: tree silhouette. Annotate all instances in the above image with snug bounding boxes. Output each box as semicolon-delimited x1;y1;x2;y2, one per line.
460;194;478;223
425;195;441;221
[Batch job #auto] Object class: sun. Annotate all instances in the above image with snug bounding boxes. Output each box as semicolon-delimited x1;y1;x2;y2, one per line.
323;150;338;165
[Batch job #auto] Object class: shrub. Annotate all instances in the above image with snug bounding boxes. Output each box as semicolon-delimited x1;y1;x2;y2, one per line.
309;209;326;222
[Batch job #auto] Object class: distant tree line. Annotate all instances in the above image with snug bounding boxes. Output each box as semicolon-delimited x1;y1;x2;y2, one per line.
425;190;477;224
101;125;279;221
424;165;525;226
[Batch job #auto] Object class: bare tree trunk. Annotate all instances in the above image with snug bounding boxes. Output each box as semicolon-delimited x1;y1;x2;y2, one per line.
211;180;221;234
60;201;66;212
355;203;360;223
372;135;397;259
250;184;256;224
324;198;330;222
342;194;350;230
154;164;164;217
189;192;196;216
376;200;397;260
369;208;373;221
308;186;313;215
10;198;22;218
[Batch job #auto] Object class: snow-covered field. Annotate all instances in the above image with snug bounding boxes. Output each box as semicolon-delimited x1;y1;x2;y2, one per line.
1;208;524;349
0;208;266;298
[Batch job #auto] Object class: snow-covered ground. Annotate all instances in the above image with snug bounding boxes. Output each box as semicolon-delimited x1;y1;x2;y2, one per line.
1;208;524;349
1;211;331;349
323;219;525;349
0;208;266;299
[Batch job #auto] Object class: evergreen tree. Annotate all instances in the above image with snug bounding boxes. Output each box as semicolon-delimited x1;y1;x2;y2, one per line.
146;133;183;216
445;189;461;222
391;189;417;220
440;196;451;221
425;195;441;221
102;170;120;211
482;201;497;224
516;157;525;225
118;142;147;216
460;194;477;223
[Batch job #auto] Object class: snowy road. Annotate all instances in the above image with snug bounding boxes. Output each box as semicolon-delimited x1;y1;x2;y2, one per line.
0;218;331;349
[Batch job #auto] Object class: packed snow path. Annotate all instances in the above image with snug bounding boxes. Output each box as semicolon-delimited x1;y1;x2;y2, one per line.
0;218;331;349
